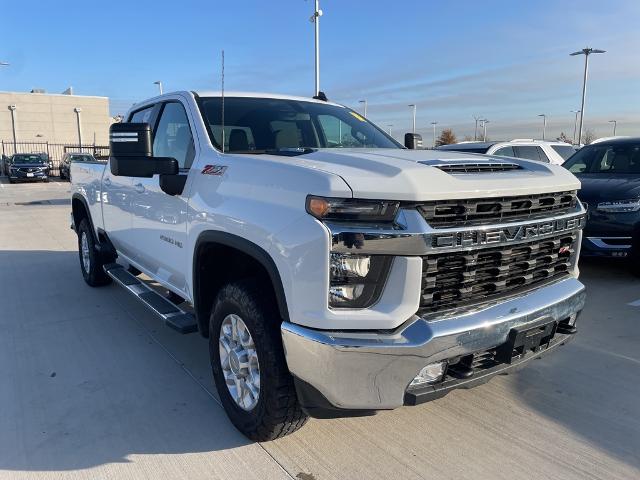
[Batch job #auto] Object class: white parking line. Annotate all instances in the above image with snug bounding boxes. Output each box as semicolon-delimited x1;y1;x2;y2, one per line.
628;299;640;307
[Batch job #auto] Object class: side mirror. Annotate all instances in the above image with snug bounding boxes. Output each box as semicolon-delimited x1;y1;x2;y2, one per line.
109;122;178;177
404;133;423;149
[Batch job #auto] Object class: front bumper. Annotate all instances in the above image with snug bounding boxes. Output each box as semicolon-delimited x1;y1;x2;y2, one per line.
9;171;48;181
281;276;585;415
581;236;634;257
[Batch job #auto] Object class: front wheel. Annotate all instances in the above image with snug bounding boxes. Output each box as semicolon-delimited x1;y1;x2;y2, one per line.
209;280;307;441
77;218;111;287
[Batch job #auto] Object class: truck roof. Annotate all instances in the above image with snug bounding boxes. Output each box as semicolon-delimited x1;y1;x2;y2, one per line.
192;90;338;105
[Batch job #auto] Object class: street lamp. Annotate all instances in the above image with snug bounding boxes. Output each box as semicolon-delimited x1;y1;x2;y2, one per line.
74;107;83;151
480;119;489;141
408;104;416;133
358;99;367;117
473;115;481;141
153;80;163;95
8;105;17;150
570;47;606;145
431;121;438;148
608;120;617;136
538;114;547;141
570;110;581;145
310;0;323;96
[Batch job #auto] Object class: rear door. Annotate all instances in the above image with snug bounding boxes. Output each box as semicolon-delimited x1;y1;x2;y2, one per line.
130;100;195;294
102;104;158;258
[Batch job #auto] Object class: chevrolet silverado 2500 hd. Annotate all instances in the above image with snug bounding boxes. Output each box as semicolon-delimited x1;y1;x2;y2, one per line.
70;91;586;441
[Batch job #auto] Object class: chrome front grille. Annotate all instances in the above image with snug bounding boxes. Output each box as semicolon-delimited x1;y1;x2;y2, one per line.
419;231;577;313
417;191;577;228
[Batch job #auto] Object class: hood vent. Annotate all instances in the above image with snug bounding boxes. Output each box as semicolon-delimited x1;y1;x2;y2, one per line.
428;162;522;174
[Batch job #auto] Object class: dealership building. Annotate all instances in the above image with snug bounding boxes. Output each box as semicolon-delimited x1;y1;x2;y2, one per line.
0;89;112;147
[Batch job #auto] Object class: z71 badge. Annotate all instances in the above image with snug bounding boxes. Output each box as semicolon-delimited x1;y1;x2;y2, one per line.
202;165;227;176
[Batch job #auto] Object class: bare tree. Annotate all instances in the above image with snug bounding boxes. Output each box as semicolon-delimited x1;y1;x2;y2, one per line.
583;128;597;145
463;135;473;142
556;132;572;144
436;128;457;147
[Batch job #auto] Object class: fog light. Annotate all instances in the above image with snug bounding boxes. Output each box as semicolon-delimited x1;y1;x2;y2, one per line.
329;284;365;304
331;253;371;278
410;361;446;386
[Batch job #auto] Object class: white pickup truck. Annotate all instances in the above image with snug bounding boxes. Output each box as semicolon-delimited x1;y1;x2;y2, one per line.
71;91;586;441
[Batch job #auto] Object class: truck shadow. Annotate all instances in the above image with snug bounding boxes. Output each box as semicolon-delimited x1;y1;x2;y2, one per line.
511;259;640;470
0;250;257;472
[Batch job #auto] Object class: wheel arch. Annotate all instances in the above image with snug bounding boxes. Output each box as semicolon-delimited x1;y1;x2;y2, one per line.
193;231;290;337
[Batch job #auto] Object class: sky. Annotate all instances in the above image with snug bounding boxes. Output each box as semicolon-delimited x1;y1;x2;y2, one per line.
1;0;639;143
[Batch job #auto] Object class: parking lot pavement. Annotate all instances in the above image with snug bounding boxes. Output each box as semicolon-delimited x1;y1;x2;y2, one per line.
0;181;638;480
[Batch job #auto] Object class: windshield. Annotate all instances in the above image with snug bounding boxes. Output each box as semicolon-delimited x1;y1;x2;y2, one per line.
12;154;44;164
563;143;640;174
198;97;401;153
551;144;576;160
69;154;94;162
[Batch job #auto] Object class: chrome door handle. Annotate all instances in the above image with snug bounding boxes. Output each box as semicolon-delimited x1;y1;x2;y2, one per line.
134;183;145;193
103;177;111;187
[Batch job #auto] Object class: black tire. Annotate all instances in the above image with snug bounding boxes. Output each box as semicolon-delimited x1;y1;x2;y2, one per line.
77;218;111;287
209;280;307;441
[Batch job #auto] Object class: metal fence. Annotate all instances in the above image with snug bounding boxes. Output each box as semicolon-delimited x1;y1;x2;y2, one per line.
1;141;109;177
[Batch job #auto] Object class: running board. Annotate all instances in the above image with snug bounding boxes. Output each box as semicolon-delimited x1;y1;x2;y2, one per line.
104;263;198;334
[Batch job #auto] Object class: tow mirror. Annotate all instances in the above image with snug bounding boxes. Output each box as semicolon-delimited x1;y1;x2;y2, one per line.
404;133;423;149
109;122;178;177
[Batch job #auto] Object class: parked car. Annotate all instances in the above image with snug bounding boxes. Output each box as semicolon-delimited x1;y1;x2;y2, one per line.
7;153;50;183
563;137;640;268
437;139;576;165
71;90;586;441
60;153;97;180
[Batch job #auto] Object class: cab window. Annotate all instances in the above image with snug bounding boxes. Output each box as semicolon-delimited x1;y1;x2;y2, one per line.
493;146;514;157
153;102;195;169
130;106;154;124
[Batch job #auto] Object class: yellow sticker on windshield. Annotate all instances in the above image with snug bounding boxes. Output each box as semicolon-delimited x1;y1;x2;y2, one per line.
349;111;366;122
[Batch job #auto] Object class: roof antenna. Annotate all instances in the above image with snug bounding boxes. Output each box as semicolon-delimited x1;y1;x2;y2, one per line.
221;49;225;153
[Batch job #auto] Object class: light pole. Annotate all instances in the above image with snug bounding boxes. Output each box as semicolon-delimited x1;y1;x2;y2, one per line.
481;119;490;141
570;47;606;145
358;99;367;117
74;107;83;151
8;105;17;151
608;119;617;136
473;115;481;141
431;121;438;148
570;110;581;145
153;80;163;95
538;114;547;141
408;104;416;133
310;0;322;96
387;124;393;136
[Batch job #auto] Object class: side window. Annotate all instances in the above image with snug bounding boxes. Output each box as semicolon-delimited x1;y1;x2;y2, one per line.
153;102;195;169
493;146;515;157
514;145;541;161
536;147;550;163
130;106;154;124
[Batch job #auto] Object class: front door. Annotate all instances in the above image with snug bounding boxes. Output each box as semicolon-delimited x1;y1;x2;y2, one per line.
130;100;195;295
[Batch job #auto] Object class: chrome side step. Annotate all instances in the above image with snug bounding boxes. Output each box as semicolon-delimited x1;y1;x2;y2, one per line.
104;263;198;334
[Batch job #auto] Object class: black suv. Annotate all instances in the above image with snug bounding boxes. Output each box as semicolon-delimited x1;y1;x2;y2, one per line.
7;153;50;183
563;138;640;269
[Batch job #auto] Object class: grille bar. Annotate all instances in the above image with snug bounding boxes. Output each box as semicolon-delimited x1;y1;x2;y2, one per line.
420;232;577;312
433;162;522;173
418;191;577;228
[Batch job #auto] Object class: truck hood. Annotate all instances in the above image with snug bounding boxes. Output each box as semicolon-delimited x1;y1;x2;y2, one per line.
272;148;581;201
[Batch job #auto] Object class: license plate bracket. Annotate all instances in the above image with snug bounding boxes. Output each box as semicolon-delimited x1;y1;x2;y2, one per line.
495;317;557;364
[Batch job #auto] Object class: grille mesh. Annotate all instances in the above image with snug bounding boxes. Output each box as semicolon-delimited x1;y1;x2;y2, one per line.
420;232;577;312
418;191;577;228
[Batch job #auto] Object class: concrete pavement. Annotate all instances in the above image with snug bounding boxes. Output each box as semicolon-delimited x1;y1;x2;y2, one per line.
0;180;638;479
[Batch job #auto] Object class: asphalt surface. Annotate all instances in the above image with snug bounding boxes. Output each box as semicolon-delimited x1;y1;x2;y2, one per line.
0;180;638;480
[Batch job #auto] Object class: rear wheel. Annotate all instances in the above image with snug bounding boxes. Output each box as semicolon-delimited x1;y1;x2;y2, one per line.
209;280;307;441
77;218;111;287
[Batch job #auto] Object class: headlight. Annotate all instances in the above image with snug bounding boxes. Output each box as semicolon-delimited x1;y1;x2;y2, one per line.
306;196;400;223
329;253;392;308
596;198;640;213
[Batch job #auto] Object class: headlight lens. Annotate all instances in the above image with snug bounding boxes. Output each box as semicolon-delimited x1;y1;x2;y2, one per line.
307;196;400;223
329;253;392;308
596;198;640;213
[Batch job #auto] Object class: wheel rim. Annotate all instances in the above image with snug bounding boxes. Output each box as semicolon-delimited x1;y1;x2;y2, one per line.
81;232;91;273
219;314;260;411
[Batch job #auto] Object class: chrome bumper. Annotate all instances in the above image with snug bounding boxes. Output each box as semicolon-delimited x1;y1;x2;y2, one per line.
281;276;585;411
